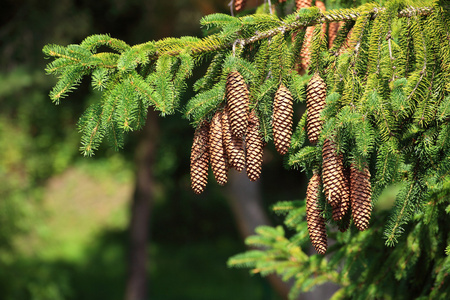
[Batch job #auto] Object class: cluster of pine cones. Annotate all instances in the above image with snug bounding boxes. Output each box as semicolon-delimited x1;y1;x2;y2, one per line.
190;71;295;194
306;73;372;255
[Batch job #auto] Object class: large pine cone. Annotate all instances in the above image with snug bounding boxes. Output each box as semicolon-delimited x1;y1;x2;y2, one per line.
350;163;372;231
246;111;264;181
272;83;294;155
209;111;228;186
226;71;249;138
306;172;327;255
306;73;326;144
322;138;345;208
222;108;245;172
190;120;210;194
234;0;246;12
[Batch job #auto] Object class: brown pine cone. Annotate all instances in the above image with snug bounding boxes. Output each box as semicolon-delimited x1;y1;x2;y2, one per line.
209;110;228;186
234;0;246;12
246;111;264;181
300;26;314;71
322;138;345;208
222;108;245;172
272;83;294;155
306;172;327;255
295;0;312;10
226;71;250;138
350;163;372;231
190;120;210;194
328;22;341;48
306;73;326;144
315;1;327;35
332;165;351;221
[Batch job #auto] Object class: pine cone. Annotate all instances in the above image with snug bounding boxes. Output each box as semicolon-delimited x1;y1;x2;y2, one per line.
300;26;314;71
306;172;327;255
328;22;341;48
246;111;264;181
295;0;312;10
306;73;326;144
272;83;294;155
332;165;351;221
322;138;345;208
350;163;372;231
315;1;327;35
222;108;245;172
234;0;246;12
209;111;228;186
226;71;249;138
190;120;210;194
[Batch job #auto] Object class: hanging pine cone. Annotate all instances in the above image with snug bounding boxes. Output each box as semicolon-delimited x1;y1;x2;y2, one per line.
226;71;249;138
322;138;345;208
272;83;294;155
328;22;341;48
295;0;312;10
209;111;228;186
190;120;210;194
332;164;351;221
315;1;327;34
300;26;314;71
222;108;245;172
306;73;326;144
246;111;264;181
306;172;327;255
350;163;372;231
234;0;246;12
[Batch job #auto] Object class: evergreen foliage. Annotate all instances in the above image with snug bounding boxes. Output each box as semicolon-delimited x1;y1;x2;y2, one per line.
44;0;450;298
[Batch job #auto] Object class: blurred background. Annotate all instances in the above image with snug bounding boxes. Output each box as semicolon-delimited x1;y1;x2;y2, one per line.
0;0;308;299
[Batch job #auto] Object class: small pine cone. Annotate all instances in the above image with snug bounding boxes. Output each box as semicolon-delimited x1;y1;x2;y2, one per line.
295;0;312;10
190;121;210;194
226;71;250;138
246;111;264;181
322;138;345;208
209;111;228;186
306;172;327;255
272;83;294;155
222;108;245;172
328;22;341;48
332;164;350;221
234;0;246;12
350;163;372;231
306;73;326;144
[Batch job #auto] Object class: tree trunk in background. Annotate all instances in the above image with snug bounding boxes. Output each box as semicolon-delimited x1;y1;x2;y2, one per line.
227;170;293;300
125;109;158;300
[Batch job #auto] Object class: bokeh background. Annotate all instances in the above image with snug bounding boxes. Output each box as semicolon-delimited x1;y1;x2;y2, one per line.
0;1;308;299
